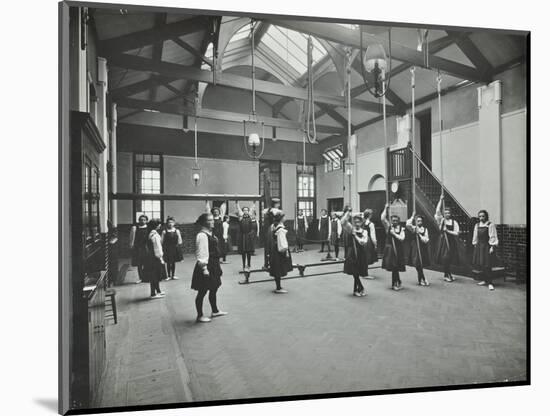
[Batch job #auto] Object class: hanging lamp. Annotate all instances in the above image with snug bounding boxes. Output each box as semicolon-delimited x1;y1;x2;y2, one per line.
360;26;393;98
190;94;203;187
243;19;266;159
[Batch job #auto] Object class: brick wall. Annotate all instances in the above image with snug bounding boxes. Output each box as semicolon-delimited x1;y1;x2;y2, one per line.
496;224;528;275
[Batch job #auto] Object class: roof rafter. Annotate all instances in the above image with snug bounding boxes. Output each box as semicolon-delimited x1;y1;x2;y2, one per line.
446;30;493;79
107;53;395;114
99;15;209;56
266;20;490;83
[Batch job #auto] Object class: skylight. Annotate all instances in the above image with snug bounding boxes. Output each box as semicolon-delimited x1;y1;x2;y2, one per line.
231;24;251;42
261;25;327;75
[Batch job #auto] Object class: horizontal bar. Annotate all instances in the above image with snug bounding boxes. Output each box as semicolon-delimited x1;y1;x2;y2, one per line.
112;193;263;201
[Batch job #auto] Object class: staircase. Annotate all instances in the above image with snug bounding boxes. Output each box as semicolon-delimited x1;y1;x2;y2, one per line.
387;144;477;274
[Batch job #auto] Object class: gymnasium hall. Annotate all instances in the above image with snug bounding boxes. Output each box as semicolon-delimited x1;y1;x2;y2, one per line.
59;2;528;412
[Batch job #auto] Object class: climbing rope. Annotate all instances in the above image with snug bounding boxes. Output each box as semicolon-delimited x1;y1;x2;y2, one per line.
305;36;317;143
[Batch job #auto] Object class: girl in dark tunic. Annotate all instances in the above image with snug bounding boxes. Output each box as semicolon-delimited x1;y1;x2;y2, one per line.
295;209;308;252
211;205;227;263
406;213;431;286
269;210;293;294
434;195;461;282
145;219;165;299
236;203;258;271
472;209;499;291
318;209;331;253
161;216;183;280
362;209;378;279
192;213;227;323
341;208;369;297
381;204;406;291
129;214;149;284
330;212;342;260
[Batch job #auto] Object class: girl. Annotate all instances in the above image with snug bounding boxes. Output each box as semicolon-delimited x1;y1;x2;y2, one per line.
381;204;406;291
269;210;293;294
362;209;378;279
146;218;165;299
330;212;342;260
295;209;308;252
161;216;183;280
129;214;149;284
472;209;499;291
236;202;258;271
221;215;231;264
191;213;227;323
434;195;461;282
406;213;431;286
341;208;369;297
206;201;227;263
318;209;331;254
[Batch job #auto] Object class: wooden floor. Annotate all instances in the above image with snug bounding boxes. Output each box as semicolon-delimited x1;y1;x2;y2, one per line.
97;246;527;409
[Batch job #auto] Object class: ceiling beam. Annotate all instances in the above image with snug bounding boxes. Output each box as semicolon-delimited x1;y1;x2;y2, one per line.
107;53;395;114
116;96;345;134
446;31;493;79
149;13;167;103
266;20;490;82
315;103;350;129
99;16;209;56
171;37;213;67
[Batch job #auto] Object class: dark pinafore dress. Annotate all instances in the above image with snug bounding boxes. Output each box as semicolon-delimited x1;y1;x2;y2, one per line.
382;225;406;272
435;220;461;265
163;230;182;263
330;219;340;246
408;227;431;267
343;231;369;277
213;217;225;256
269;226;293;278
131;226;149;267
296;217;307;243
363;221;378;265
191;232;223;291
238;216;256;254
319;216;330;241
472;224;493;271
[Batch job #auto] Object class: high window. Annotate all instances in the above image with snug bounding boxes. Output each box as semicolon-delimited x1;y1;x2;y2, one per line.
323;144;344;173
134;153;162;221
297;164;316;219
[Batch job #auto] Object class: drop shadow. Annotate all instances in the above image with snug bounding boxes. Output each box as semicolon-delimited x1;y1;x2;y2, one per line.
34;398;58;413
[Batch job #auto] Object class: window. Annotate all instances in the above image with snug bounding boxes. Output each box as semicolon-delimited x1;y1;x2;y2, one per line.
323;144;344;172
83;156;101;244
134;153;162;221
297;164;316;219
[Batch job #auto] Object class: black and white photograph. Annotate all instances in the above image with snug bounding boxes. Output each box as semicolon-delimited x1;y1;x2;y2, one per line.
56;0;530;414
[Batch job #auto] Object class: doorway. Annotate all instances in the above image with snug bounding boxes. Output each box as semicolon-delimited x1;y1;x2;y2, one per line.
327;197;344;213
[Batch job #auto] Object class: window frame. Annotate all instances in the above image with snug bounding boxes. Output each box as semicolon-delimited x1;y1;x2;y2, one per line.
133;153;164;222
323;144;344;173
296;163;316;220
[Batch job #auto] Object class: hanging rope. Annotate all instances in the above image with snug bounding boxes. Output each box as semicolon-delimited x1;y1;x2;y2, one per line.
305;36;317;143
382;81;389;204
437;71;444;193
410;66;416;214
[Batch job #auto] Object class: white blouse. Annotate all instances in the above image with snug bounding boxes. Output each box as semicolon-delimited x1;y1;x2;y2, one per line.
148;230;163;259
195;229;212;266
274;225;289;252
406;216;429;244
472;222;499;246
